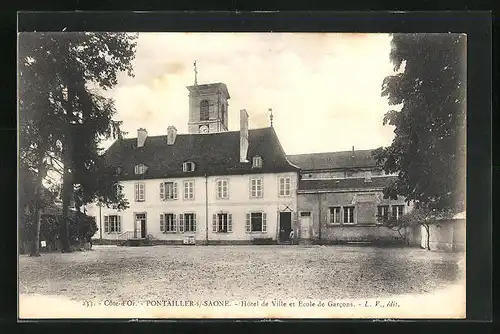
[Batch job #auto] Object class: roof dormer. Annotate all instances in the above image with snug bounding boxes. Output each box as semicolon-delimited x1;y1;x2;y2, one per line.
134;164;148;175
183;161;196;172
252;155;263;169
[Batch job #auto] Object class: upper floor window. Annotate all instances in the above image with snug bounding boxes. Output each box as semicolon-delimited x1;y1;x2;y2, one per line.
252;156;263;168
278;176;291;196
216;179;229;199
160;181;178;200
134;164;147;175
250;177;263;198
392;205;405;220
134;182;145;202
200;99;209;121
184;180;195;200
183;161;196;172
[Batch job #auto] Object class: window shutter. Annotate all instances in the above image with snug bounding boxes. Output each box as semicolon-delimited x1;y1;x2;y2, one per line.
134;183;139;201
173;182;178;199
193;214;197;232
117;216;122;233
212;214;217;232
172;214;177;232
228;214;233;232
104;216;109;233
246;213;251;232
160;182;165;200
160;214;164;232
262;213;267;232
261;179;264;198
179;214;184;232
140;183;145;201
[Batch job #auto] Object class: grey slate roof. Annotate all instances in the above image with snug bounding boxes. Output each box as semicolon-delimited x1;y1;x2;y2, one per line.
298;176;397;192
104;127;298;180
287;149;380;171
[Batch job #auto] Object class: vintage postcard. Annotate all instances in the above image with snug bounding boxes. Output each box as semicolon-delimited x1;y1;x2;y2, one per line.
18;31;466;319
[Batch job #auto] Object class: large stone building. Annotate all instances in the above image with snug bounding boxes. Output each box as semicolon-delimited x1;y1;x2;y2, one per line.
288;150;412;244
86;78;412;245
86;81;300;245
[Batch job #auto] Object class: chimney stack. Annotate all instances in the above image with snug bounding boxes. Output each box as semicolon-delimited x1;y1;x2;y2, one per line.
167;126;178;145
351;146;355;158
240;109;249;163
137;128;148;148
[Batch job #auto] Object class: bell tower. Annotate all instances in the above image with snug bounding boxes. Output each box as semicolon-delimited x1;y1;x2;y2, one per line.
186;62;230;134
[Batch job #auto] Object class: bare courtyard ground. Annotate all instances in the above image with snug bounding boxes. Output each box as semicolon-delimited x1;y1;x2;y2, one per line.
19;245;465;303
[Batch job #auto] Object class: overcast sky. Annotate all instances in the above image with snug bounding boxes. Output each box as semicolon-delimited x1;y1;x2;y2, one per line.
103;33;397;155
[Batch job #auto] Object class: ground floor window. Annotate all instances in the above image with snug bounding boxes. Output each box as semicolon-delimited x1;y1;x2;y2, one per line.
180;213;196;232
329;206;341;223
343;206;355;224
104;215;122;233
392;205;405;220
160;213;176;232
377;205;389;220
246;212;267;232
213;213;233;233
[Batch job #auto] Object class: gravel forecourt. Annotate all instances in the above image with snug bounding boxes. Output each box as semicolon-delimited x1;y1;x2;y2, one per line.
19;245;464;304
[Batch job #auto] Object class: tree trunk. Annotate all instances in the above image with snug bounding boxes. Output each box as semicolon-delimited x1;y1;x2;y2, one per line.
424;224;431;250
60;145;72;253
29;159;46;257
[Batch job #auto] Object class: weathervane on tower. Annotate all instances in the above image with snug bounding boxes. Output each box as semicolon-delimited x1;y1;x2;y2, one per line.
193;61;198;85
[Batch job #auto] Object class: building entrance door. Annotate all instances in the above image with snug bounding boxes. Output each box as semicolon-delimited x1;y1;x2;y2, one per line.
299;212;312;239
279;212;292;243
135;213;147;239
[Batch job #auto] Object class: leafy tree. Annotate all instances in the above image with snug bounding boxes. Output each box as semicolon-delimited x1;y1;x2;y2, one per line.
19;32;136;254
373;33;466;213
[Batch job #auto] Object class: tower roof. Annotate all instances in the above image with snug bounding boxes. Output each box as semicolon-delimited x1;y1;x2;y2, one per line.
186;82;230;99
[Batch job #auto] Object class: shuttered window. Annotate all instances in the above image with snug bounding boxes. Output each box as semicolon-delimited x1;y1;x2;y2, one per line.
160;181;178;200
246;212;267;232
216;179;229;199
135;182;145;202
184;180;195;200
212;213;232;233
182;213;196;232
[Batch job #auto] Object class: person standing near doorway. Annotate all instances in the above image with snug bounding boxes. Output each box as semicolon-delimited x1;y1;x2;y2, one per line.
289;229;295;245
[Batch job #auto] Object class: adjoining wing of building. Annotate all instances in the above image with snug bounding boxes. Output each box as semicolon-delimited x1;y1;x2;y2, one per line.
85;80;411;245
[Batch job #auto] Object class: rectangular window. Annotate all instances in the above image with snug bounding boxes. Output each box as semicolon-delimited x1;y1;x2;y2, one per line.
343;206;355;224
246;212;267;232
250;177;263;198
134;182;145;202
104;215;122;233
213;213;233;233
184;180;195;200
216;179;229;199
329;207;341;224
377;205;390;220
252;156;263;168
392;205;405;220
183;162;195;172
278;176;292;196
160;181;178;200
160;213;176;233
180;213;196;233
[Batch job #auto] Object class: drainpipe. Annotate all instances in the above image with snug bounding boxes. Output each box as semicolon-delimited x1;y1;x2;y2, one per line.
205;174;209;245
317;192;322;243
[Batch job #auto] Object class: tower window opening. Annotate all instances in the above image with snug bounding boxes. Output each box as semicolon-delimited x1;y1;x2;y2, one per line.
200;100;209;121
